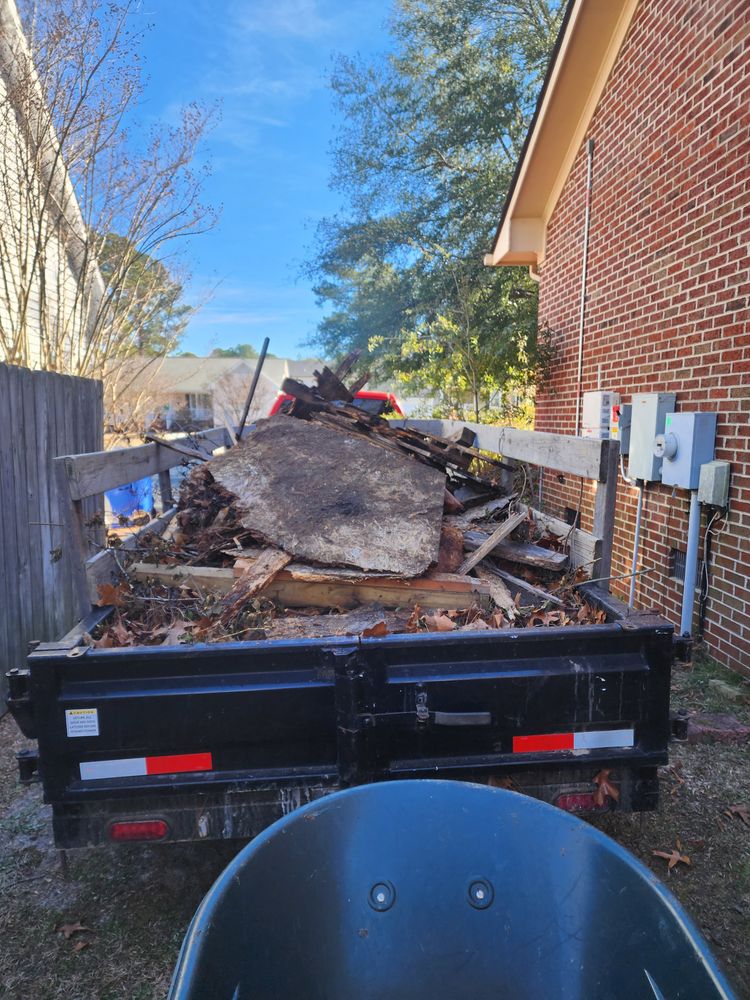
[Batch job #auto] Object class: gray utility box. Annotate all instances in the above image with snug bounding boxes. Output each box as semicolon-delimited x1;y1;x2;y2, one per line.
657;412;718;490
698;460;731;507
628;393;677;481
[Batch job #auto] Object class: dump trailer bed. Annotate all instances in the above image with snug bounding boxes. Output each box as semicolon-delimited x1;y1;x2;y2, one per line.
7;587;674;848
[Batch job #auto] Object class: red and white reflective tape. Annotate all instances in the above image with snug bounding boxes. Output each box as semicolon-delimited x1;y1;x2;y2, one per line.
79;752;212;781
512;729;634;754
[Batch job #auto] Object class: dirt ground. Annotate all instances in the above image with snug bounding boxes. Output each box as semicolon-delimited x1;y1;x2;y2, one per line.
0;649;748;1000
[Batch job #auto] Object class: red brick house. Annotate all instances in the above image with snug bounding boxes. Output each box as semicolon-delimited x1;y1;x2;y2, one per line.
486;0;749;675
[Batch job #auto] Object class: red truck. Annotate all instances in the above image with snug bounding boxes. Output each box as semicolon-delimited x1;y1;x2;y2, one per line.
269;389;404;418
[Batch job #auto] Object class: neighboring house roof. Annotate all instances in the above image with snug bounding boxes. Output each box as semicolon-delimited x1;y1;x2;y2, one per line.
484;0;639;268
124;355;325;397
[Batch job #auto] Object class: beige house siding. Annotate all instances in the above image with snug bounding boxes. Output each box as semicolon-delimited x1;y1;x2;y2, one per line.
0;0;98;372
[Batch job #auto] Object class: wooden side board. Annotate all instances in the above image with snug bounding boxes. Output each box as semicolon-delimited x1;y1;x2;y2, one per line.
400;419;616;482
56;427;230;618
61;427;231;501
129;562;493;611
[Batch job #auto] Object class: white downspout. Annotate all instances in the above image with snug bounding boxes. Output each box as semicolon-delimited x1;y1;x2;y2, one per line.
574;138;595;436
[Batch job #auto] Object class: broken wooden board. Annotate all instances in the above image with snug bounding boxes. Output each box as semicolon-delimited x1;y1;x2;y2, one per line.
516;504;601;571
484;565;564;607
264;607;413;641
444;496;513;530
206;415;445;576
129;562;492;610
463;532;569;572
458;511;526;575
231;548;292;597
436;524;465;574
473;566;517;619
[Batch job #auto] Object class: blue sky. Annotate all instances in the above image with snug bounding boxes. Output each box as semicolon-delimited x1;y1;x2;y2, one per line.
136;1;391;358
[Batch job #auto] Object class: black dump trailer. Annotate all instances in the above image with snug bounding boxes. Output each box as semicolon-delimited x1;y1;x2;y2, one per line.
7;586;676;849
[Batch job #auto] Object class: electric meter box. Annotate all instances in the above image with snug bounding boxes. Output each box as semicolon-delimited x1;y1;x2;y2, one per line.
627;392;677;481
657;411;718;489
698;460;730;508
581;391;620;439
610;402;632;455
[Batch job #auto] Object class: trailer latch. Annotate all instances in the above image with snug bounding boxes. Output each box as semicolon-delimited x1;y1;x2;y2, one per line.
415;690;491;726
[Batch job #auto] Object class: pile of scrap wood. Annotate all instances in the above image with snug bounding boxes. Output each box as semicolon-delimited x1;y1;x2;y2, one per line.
93;361;605;647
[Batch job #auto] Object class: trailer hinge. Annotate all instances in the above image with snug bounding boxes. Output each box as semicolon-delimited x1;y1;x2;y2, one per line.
16;748;40;785
5;668;36;739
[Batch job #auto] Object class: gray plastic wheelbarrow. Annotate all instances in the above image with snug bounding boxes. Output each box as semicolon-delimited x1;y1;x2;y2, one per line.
169;780;734;999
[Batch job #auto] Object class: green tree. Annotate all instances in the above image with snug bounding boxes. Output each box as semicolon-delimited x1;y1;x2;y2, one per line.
210;344;260;358
308;0;563;420
98;233;192;356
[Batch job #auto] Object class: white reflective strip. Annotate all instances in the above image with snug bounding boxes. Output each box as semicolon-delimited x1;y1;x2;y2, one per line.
573;729;634;750
80;758;148;780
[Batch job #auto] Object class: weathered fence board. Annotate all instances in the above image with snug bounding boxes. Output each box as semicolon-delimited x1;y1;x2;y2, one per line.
0;363;103;705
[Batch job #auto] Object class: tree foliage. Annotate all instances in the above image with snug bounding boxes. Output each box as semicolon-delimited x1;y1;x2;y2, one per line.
97;233;191;356
210;344;260;358
308;0;563;420
0;0;215;430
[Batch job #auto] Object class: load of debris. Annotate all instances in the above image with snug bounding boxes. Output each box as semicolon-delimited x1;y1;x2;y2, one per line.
95;358;605;647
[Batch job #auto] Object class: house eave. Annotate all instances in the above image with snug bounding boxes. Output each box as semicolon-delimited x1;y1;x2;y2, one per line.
486;0;640;269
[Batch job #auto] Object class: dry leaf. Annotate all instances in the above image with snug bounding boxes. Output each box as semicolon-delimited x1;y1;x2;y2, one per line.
652;840;691;873
95;582;129;608
57;921;92;940
424;613;455;632
362;620;388;639
405;605;421;632
725;804;750;828
73;939;90;953
593;769;620;806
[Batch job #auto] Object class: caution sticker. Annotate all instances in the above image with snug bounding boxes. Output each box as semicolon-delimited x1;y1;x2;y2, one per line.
65;708;99;738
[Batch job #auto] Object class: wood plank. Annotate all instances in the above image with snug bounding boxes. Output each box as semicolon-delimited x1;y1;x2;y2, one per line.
9;366;33;648
54;457;92;620
457;511;526;575
463;532;569;572
517;505;601;572
231;548;293;598
592;439;619;580
85;508;178;604
485;566;565;608
21;368;44;645
158;469;174;510
472;566;518;618
207;416;445;576
400;420;609;481
144;432;212;462
128;563;493;610
63;427;230;500
0;365;15;679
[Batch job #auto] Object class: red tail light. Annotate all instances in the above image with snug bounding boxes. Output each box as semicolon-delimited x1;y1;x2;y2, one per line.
555;792;609;813
109;819;169;841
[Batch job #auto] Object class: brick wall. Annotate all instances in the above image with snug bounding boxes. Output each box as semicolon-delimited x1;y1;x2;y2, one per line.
534;0;750;675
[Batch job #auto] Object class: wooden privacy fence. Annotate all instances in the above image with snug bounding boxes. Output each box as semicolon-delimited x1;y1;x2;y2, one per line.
0;363;103;703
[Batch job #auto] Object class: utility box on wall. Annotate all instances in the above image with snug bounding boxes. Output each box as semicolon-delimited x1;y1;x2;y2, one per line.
656;412;718;490
581;391;620;439
627;392;677;481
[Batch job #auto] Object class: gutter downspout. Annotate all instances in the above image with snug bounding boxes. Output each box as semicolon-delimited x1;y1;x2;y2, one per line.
574;138;595;436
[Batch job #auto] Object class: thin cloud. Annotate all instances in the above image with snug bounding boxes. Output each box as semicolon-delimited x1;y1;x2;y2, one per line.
236;0;334;40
